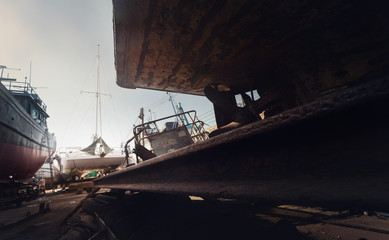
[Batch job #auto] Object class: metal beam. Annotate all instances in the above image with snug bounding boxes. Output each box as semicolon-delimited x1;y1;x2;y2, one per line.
95;78;389;211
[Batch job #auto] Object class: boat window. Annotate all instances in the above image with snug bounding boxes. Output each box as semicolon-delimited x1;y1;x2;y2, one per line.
17;98;24;107
40;116;46;127
248;90;260;101
161;122;178;132
234;90;261;108
235;94;245;107
31;108;38;119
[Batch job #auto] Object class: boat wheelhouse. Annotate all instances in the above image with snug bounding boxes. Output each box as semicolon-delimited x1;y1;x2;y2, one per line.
3;80;49;128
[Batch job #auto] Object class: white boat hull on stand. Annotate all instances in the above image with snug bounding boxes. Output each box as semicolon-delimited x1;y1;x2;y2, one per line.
63;151;128;174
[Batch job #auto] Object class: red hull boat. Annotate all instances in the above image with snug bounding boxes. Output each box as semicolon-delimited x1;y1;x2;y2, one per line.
0;66;56;183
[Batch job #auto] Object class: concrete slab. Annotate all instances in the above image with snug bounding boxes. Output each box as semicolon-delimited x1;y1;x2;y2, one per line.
0;197;49;227
0;192;87;240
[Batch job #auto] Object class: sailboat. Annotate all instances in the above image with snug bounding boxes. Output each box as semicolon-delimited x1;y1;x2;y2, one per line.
63;45;127;175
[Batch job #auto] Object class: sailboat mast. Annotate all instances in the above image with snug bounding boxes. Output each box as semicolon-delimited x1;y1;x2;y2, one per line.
81;45;113;157
98;44;102;142
94;46;99;141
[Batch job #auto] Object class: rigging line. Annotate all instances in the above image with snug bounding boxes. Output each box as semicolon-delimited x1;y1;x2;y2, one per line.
199;115;215;123
199;108;214;114
148;93;182;112
202;113;216;119
198;109;214;117
204;122;216;127
124;130;132;143
202;119;216;125
126;116;139;140
108;99;123;143
64;49;103;147
199;112;214;119
149;94;169;105
80;58;96;92
201;119;216;125
204;119;216;125
124;123;135;143
125;115;140;142
58;90;84;147
145;92;180;110
146;95;170;109
101;103;113;144
81;98;96;144
58;60;95;146
99;57;124;143
203;123;215;128
201;116;216;123
149;98;169;109
203;117;216;123
65;95;95;148
201;114;215;120
131;115;139;126
148;101;169;113
100;98;120;147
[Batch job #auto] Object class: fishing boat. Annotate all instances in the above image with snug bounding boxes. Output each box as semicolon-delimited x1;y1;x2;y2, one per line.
124;96;209;164
63;46;127;175
0;65;56;182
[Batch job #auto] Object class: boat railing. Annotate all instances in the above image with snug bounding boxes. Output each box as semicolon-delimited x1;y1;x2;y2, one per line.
2;81;47;111
133;110;209;146
122;110;209;164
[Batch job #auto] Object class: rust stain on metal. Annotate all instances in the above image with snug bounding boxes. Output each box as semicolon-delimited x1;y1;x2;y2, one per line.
113;0;389;105
95;79;389;211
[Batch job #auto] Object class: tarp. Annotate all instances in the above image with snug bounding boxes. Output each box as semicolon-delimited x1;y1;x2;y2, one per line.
83;170;100;179
81;137;113;156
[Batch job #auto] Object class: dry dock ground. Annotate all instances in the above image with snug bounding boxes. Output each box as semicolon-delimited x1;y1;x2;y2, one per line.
0;192;87;240
0;191;389;240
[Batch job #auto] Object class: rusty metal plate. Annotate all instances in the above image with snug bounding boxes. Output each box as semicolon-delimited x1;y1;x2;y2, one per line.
113;0;389;103
148;126;194;156
95;78;389;211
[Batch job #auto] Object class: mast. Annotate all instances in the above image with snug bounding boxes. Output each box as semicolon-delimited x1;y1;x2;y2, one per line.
82;45;109;142
98;45;102;143
29;61;32;85
95;45;101;142
81;45;112;156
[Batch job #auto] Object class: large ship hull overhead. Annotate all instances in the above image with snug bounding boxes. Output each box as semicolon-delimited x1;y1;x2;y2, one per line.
113;0;389;103
0;78;56;182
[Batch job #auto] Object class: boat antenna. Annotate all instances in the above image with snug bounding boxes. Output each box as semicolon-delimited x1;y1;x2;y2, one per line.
29;61;32;85
168;92;180;125
0;65;5;79
0;65;20;79
139;107;144;146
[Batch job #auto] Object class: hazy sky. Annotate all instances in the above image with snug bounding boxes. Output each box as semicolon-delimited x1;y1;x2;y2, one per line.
0;0;215;149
